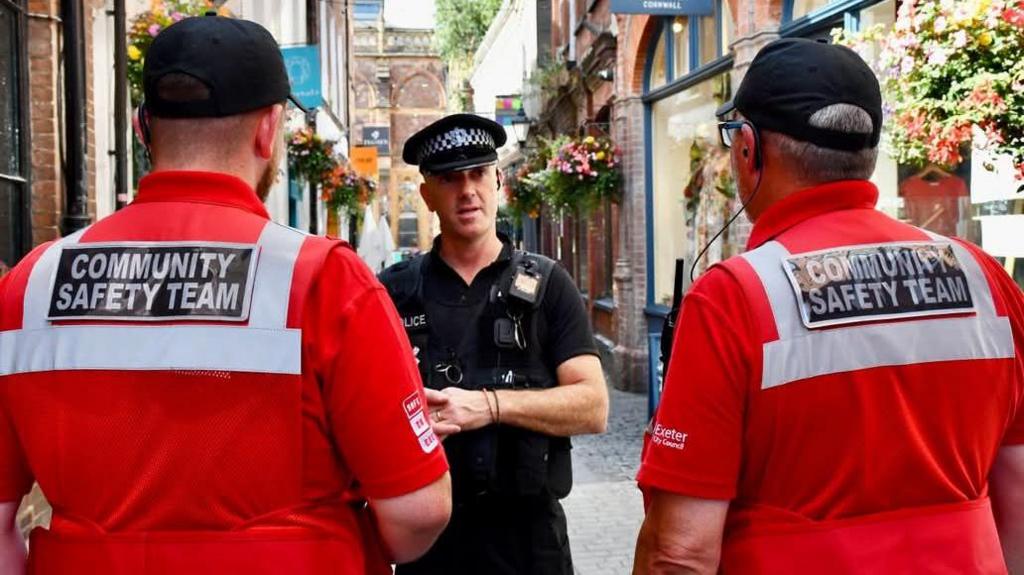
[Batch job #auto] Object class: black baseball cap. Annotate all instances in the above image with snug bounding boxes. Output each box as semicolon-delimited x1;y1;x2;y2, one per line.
716;38;882;151
143;13;306;118
403;114;508;174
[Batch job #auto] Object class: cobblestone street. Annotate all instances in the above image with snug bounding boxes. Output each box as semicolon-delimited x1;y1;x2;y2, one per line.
563;385;648;575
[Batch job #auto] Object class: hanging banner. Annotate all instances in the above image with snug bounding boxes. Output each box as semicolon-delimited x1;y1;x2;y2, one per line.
350;146;379;180
281;45;322;110
609;0;713;15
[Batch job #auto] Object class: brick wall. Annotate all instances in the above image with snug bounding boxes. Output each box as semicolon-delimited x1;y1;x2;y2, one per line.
28;0;62;246
26;0;103;249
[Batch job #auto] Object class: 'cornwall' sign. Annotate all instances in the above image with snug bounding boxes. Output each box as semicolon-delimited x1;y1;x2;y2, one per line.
609;0;713;15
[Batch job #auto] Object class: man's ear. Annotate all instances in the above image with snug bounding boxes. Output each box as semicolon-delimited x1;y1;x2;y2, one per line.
740;123;760;171
255;104;284;160
419;180;435;212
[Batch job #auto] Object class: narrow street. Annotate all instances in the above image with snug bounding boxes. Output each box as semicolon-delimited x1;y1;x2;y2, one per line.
563;385;648;575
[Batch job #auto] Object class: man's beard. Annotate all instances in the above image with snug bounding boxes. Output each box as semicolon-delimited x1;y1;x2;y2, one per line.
256;141;283;201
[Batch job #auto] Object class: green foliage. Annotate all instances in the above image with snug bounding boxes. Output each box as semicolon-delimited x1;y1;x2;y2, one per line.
434;0;503;63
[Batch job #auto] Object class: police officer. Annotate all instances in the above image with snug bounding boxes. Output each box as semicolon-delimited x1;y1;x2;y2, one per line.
0;15;451;574
381;114;609;575
633;38;1024;574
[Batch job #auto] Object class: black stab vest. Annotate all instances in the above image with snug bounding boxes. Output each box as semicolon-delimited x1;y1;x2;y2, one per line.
380;250;572;499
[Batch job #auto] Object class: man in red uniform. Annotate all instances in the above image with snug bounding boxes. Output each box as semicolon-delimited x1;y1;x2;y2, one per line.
633;38;1024;574
0;15;451;574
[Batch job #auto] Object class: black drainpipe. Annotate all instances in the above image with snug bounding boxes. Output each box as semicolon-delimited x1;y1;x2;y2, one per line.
113;0;129;209
306;0;320;235
61;0;91;234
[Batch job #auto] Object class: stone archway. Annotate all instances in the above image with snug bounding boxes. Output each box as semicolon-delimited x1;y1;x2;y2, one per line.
392;72;446;110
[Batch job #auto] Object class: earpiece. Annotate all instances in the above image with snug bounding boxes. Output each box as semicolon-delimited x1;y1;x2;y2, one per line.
742;148;749;158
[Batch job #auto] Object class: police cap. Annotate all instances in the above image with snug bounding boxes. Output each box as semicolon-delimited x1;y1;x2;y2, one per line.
402;114;507;175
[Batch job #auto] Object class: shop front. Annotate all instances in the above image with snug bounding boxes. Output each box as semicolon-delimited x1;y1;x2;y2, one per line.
641;0;1023;398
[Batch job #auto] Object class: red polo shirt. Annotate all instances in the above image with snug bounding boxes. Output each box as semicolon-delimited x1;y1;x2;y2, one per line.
0;171;447;571
637;181;1024;523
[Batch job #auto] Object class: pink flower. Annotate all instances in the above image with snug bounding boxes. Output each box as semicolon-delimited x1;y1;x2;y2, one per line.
171;12;185;22
148;23;161;37
1004;7;1024;26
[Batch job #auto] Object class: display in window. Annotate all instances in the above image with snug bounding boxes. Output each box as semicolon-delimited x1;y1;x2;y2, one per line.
898;163;970;239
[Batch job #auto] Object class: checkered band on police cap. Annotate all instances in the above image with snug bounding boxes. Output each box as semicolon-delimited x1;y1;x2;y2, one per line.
417;127;496;164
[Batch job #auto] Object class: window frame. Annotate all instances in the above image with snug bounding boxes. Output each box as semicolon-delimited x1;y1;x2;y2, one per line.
780;0;887;37
0;0;32;265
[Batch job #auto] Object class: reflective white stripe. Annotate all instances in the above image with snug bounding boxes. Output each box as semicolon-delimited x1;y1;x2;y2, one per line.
921;230;997;317
22;229;88;329
761;315;1014;389
741;241;801;339
248;223;306;329
744;235;1012;390
0;325;301;376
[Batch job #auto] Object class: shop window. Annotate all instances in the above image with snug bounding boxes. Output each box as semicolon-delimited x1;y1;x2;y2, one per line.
647;29;668;90
0;1;28;270
719;0;735;56
397;179;419;249
650;73;734;305
353;0;382;22
670;17;689;78
697;0;735;64
786;0;839;21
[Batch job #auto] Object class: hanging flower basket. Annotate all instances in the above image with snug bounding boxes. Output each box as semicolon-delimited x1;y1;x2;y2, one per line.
542;135;622;212
835;0;1024;180
288;127;338;185
287;127;370;223
321;164;373;221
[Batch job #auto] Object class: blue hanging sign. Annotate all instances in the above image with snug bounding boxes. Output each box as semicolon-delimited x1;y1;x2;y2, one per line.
609;0;713;15
281;45;322;110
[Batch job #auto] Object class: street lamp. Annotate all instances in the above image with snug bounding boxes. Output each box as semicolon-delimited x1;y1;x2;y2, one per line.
510;108;532;147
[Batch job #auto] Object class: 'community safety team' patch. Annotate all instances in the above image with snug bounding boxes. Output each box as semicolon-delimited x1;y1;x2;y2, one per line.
47;242;259;321
782;242;975;329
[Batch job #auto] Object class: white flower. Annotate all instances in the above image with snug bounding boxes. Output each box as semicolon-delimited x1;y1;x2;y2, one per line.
927;47;949;66
952;30;969;48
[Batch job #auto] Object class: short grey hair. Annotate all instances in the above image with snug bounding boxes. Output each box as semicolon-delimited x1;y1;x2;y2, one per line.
764;103;879;183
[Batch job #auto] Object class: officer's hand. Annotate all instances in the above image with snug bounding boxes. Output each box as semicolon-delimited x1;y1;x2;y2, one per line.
425;388;462;440
433;387;493;433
